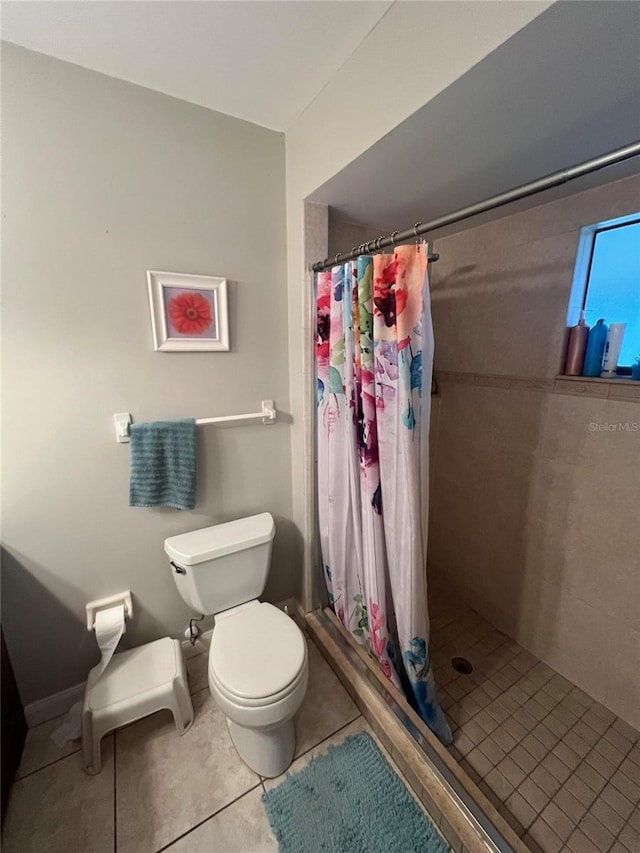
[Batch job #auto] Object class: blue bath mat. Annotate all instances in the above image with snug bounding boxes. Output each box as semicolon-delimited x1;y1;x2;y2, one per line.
262;732;448;853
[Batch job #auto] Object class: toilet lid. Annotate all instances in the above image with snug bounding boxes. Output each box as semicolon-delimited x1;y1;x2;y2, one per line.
210;603;306;700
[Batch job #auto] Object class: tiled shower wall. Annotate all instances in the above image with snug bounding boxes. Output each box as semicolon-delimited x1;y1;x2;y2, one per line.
426;175;640;729
327;214;389;260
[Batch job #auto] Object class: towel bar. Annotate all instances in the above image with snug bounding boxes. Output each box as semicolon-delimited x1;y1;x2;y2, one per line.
114;400;276;443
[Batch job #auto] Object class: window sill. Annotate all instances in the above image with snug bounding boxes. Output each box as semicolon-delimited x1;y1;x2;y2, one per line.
555;375;640;387
433;370;640;401
554;374;640;401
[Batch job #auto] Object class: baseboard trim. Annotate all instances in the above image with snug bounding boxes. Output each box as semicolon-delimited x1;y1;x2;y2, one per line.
25;598;306;726
24;682;86;728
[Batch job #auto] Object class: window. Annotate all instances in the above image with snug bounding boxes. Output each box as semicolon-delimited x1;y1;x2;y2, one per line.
568;213;640;369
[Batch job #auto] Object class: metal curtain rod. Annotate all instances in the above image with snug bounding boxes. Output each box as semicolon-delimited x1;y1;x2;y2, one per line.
311;141;640;273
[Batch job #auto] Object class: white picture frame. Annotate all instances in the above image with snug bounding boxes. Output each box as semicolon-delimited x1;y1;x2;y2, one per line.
147;271;229;352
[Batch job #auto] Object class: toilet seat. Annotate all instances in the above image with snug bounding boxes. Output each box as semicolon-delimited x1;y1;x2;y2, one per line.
209;601;307;704
209;657;307;708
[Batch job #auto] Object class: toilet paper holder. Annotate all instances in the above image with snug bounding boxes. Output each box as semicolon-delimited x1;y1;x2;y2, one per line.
86;591;133;632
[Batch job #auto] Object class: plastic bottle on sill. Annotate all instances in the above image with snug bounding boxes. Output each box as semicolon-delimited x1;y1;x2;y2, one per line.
601;323;627;378
582;318;608;377
564;310;589;375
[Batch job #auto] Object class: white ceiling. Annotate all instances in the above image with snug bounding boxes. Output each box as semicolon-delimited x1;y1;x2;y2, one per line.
1;1;391;131
311;1;640;231
4;0;638;236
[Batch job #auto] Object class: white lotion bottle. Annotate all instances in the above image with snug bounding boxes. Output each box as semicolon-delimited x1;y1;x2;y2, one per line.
601;323;627;378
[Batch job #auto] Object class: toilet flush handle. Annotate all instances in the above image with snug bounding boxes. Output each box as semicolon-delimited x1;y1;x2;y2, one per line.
170;561;186;575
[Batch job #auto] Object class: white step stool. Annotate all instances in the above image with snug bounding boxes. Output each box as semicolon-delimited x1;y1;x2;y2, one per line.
82;637;194;775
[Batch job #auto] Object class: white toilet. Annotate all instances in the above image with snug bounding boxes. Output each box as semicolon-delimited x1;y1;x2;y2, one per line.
164;512;308;777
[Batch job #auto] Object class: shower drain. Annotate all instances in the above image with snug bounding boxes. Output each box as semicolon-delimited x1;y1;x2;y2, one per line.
451;656;473;675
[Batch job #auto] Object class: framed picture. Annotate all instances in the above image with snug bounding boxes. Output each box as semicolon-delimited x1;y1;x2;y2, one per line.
147;271;229;352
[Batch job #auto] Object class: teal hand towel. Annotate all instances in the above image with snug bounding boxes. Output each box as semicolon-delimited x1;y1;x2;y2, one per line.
129;419;196;510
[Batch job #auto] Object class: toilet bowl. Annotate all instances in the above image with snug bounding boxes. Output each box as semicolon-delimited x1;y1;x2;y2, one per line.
208;600;308;776
164;513;309;777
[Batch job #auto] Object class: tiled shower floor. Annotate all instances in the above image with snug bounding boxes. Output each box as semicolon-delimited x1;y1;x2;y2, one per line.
430;588;640;853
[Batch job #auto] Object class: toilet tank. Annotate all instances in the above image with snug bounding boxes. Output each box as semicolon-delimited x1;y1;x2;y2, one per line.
164;513;275;615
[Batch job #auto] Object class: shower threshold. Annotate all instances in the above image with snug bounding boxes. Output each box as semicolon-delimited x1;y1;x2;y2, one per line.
307;607;527;853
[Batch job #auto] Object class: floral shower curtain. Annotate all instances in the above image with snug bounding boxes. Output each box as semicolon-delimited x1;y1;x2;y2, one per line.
316;244;451;744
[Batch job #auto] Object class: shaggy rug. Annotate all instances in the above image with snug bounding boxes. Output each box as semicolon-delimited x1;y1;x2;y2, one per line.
262;732;449;852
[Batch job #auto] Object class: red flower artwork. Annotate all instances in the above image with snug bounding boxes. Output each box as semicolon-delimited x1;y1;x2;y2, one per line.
168;291;212;335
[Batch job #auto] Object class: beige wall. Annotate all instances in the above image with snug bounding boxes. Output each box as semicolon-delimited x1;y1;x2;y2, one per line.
1;45;293;704
427;176;640;728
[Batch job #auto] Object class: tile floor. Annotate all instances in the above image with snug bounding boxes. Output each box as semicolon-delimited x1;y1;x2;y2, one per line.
2;638;448;853
429;587;640;853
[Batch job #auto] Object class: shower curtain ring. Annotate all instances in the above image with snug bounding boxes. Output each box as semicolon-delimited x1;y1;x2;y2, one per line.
375;236;383;252
413;222;422;238
391;230;399;244
335;254;341;265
